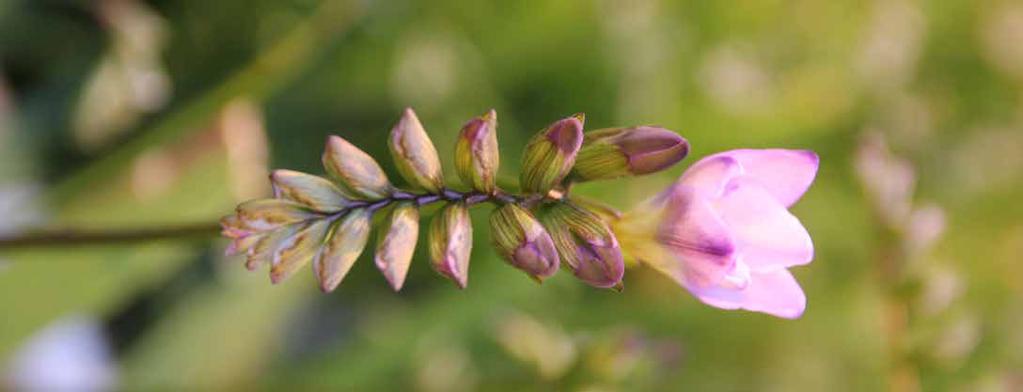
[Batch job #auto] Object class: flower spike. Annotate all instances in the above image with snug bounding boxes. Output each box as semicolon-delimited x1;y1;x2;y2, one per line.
221;107;817;320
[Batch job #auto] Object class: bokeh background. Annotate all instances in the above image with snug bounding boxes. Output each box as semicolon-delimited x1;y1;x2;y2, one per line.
1;0;1022;390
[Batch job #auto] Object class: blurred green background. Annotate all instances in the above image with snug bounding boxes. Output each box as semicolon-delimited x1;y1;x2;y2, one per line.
1;0;1022;390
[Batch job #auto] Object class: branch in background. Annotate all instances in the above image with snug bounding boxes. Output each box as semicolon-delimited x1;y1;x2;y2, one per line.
0;222;221;249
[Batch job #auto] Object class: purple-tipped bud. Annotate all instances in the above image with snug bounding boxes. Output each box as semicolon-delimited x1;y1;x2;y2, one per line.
454;110;499;193
520;114;585;194
540;203;624;289
489;204;560;281
573;126;689;181
429;203;473;288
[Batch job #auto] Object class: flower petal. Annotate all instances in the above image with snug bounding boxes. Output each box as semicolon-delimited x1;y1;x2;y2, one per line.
715;178;813;271
676;155;742;200
654;185;736;288
721;149;819;207
689;267;807;319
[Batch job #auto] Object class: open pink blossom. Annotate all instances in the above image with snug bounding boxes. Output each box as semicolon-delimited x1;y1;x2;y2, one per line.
614;149;818;318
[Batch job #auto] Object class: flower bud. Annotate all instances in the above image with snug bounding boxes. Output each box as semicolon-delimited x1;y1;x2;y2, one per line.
322;135;392;200
270;219;332;284
375;202;420;291
389;108;445;192
520;114;584;194
245;224;298;271
313;209;372;292
573;126;689;181
271;169;352;212
454;109;499;193
540;203;624;289
221;215;264;257
489;204;560;282
235;199;317;232
429;203;473;288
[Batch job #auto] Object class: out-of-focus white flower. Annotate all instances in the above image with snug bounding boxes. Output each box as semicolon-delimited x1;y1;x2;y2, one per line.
918;265;964;317
73;0;171;151
932;314;981;369
4;316;118;392
698;45;774;115
856;0;925;90
854;132;916;228
906;202;946;257
391;30;458;110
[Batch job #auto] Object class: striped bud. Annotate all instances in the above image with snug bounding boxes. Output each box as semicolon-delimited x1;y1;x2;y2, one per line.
244;224;296;271
454;110;499;193
573;126;689;181
489;204;560;282
322;135;392;200
429;203;473;288
235;199;317;232
389;108;445;192
271;169;352;212
540;203;624;289
520;114;584;194
375;202;420;291
269;219;332;284
314;209;372;292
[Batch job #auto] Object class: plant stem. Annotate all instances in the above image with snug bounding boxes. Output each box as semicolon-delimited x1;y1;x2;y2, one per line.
0;222;221;249
0;187;575;251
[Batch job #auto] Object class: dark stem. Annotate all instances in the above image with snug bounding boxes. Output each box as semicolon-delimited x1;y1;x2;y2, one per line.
0;187;568;250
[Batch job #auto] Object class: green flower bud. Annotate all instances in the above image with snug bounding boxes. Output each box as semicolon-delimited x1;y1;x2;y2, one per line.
454;110;499;193
489;204;560;282
375;202;420;291
270;169;352;212
429;203;473;288
322;135;392;200
540;203;624;289
573;126;689;181
313;209;372;292
269;219;332;284
520;114;584;194
389;108;445;192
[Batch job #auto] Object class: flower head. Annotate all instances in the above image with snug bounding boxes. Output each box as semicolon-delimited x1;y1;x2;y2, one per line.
614;149;818;318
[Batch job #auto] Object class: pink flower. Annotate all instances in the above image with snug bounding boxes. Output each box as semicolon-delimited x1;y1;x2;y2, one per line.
614;149;818;318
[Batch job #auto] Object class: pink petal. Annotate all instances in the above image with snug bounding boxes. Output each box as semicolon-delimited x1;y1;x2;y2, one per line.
656;185;737;288
715;178;814;271
677;155;743;199
689;267;807;319
719;149;819;207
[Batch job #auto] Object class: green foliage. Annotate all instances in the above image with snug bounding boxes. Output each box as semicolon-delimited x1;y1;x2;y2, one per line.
1;0;1021;390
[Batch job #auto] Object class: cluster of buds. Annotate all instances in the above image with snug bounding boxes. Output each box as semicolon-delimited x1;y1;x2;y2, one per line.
222;107;689;292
